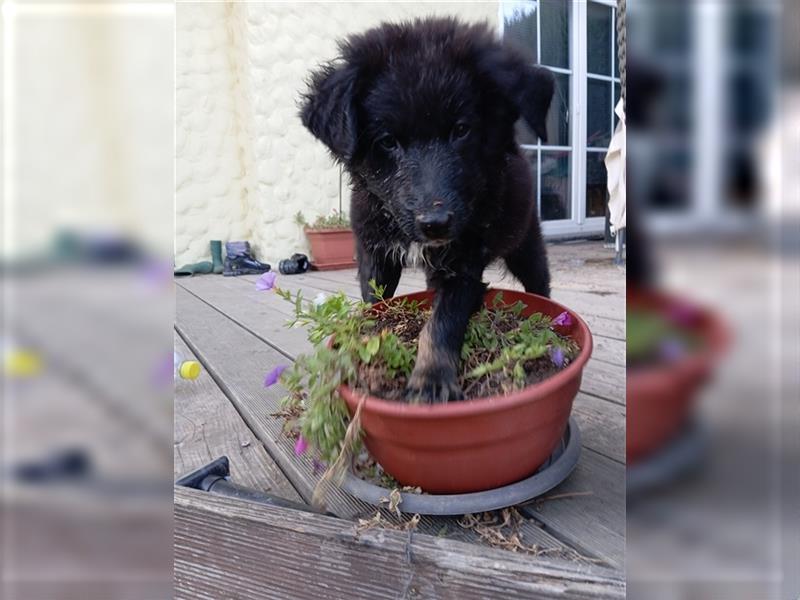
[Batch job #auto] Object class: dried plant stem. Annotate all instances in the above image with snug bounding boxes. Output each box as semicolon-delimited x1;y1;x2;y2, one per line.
312;393;367;508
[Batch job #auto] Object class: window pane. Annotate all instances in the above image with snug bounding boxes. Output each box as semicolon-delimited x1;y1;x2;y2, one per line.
586;151;608;218
614;82;621;128
540;0;569;69
640;145;692;212
587;79;611;147
503;1;538;64
522;147;539;212
540;151;571;220
587;2;612;75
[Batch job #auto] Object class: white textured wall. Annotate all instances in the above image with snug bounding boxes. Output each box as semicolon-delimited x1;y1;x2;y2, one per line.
5;5;174;259
176;2;499;266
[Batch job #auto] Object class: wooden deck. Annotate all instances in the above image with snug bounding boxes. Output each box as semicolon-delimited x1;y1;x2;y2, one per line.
174;241;626;599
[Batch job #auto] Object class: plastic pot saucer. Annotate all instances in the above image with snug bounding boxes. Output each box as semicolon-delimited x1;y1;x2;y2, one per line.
341;417;581;516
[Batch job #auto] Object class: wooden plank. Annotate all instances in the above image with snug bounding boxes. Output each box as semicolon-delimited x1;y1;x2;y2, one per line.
10;499;173;600
581;361;625;406
521;449;626;569
175;285;582;556
177;275;309;358
10;272;173;458
572;393;626;464
590;336;625;367
174;332;303;502
175;487;626;600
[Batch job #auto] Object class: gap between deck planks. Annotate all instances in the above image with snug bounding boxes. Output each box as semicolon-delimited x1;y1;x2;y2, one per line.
175;487;626;600
174;332;303;501
176;282;625;567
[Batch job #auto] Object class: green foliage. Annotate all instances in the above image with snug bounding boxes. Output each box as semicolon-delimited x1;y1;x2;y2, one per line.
462;300;574;385
627;310;671;359
275;284;578;463
297;209;351;230
627;309;699;363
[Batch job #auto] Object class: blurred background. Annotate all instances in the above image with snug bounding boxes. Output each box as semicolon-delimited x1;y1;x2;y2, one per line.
1;0;798;598
1;1;174;598
626;0;798;599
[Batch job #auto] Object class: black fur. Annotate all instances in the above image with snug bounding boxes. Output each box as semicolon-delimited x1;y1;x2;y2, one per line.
300;17;554;403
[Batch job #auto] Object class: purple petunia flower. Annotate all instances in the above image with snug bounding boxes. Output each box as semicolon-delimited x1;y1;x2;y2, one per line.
549;346;565;368
255;271;277;291
263;365;287;387
666;303;699;326
659;338;685;362
141;259;172;290
312;458;327;475
152;352;175;388
294;435;308;456
552;311;573;327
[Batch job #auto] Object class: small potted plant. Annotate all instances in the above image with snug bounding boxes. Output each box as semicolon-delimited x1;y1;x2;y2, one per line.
295;209;356;271
269;284;593;495
627;287;729;463
296;166;356;270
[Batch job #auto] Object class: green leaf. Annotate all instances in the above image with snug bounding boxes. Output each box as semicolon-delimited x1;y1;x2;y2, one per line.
513;361;526;384
366;336;380;357
358;346;371;364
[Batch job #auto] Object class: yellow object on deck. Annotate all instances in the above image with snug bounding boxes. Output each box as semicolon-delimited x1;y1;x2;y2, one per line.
179;360;201;380
5;350;43;377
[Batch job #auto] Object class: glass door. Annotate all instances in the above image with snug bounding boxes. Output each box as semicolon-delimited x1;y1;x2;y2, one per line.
585;0;621;223
502;0;617;237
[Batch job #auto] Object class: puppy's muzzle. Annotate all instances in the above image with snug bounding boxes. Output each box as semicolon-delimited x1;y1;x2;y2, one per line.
416;210;453;242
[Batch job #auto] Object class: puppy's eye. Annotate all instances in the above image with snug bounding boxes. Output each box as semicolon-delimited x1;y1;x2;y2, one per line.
452;123;471;140
377;134;399;151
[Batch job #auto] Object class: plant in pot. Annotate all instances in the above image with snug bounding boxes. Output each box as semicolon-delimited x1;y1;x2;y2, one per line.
297;167;356;271
626;287;729;463
270;283;593;499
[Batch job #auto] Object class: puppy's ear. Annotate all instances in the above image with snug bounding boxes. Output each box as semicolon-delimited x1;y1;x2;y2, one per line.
476;47;555;142
300;62;360;161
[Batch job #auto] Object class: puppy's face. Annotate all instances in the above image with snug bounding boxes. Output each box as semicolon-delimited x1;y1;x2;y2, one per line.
300;19;554;245
356;67;485;244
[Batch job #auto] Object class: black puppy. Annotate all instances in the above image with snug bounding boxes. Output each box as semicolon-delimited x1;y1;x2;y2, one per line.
300;17;554;403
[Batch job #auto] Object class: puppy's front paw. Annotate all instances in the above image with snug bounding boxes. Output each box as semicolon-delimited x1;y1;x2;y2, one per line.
405;367;463;404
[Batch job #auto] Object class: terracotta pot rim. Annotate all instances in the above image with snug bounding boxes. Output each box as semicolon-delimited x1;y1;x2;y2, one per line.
337;288;593;419
627;288;730;384
304;227;353;234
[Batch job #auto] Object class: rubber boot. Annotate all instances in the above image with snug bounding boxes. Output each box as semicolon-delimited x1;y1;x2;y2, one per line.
223;241;271;276
174;261;214;277
210;240;224;274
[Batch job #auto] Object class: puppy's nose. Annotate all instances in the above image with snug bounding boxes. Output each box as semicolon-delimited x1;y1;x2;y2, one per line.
416;211;453;240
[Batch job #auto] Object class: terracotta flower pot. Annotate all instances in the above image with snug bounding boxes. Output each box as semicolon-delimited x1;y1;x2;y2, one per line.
339;288;593;494
627;288;729;464
304;228;356;270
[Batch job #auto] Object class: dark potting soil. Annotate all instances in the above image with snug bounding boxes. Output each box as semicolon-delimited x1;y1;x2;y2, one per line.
353;303;573;402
